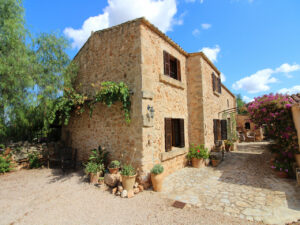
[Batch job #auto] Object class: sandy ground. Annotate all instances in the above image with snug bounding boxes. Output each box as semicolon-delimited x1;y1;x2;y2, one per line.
0;169;260;225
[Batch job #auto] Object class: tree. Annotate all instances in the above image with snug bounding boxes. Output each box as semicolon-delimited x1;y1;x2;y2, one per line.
0;0;76;142
236;94;248;115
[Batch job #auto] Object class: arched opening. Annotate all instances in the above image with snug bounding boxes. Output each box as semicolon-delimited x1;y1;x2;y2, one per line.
245;122;250;130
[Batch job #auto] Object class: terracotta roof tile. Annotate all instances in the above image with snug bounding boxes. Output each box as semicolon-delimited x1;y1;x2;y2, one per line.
290;93;300;104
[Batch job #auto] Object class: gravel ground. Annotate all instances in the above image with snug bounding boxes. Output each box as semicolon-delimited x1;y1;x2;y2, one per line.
0;169;260;225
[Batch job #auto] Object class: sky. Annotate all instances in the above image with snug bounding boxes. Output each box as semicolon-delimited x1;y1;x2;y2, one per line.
23;0;300;102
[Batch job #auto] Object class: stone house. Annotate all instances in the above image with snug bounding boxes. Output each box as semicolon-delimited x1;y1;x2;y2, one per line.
62;18;236;184
291;94;300;152
236;114;264;142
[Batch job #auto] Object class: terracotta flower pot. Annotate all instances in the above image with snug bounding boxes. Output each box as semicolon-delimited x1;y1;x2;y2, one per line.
89;172;100;184
211;159;220;167
275;171;288;179
295;153;300;167
225;145;231;152
191;158;205;168
151;173;164;192
109;168;119;174
121;174;136;192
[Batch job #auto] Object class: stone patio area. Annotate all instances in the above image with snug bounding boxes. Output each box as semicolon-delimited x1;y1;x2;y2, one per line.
162;142;300;225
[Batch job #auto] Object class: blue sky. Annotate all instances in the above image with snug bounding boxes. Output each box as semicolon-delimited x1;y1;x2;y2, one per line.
23;0;300;102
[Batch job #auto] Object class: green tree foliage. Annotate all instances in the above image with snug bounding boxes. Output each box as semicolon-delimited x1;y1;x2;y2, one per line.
236;94;248;115
0;0;76;142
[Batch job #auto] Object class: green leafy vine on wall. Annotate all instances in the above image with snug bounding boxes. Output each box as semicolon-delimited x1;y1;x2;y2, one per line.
222;112;238;141
49;81;131;126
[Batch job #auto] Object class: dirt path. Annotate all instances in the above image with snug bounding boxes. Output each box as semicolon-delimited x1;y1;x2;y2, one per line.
0;169;258;225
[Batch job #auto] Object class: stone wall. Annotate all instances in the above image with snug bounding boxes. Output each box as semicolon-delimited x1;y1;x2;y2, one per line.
236;114;264;141
139;23;189;180
188;54;236;150
62;20;144;170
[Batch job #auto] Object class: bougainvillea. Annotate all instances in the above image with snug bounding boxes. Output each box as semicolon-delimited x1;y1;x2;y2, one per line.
247;93;298;154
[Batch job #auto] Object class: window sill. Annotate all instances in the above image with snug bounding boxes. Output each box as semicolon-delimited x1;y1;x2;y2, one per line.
213;91;221;97
161;147;187;161
159;74;184;89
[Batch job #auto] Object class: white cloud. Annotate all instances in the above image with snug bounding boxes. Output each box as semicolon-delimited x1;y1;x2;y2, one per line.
243;96;254;103
192;28;200;36
232;68;277;93
201;23;211;29
232;63;300;94
200;45;220;63
64;0;178;49
278;85;300;95
221;73;226;82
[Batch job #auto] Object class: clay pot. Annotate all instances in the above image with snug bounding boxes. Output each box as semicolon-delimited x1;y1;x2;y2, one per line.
89;172;100;184
191;158;205;168
211;159;220;167
151;173;164;192
108;168;119;174
121;174;136;192
295;153;300;167
225;145;231;152
275;171;288;179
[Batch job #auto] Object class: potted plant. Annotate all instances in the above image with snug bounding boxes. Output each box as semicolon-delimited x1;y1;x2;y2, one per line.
108;160;121;174
187;144;209;168
85;161;104;184
224;140;233;152
150;164;164;192
210;155;220;167
120;164;136;192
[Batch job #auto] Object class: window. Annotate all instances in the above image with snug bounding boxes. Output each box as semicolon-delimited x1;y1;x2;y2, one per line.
227;99;229;108
213;119;227;141
245;122;250;130
163;51;181;81
165;118;185;152
212;73;221;94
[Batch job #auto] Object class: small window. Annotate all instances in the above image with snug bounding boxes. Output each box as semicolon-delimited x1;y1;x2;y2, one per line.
165;118;185;152
245;122;250;130
227;99;229;108
212;73;221;94
163;51;181;81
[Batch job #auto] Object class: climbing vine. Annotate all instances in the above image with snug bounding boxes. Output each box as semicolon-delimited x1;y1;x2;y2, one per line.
222;112;238;141
49;81;131;126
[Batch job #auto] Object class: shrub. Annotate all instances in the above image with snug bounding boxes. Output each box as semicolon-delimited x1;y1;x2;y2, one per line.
0;156;12;173
109;160;120;169
151;164;164;175
84;161;104;174
187;144;209;160
89;146;109;168
120;164;135;176
28;152;41;169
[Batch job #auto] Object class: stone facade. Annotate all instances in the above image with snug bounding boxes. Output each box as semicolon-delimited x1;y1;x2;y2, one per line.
236;115;264;142
62;18;236;184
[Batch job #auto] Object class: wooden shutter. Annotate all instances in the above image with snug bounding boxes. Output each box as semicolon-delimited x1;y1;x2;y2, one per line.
163;51;170;76
221;120;227;140
179;119;185;147
165;118;172;152
212;73;216;92
177;59;181;81
218;77;222;93
217;119;221;140
213;119;218;141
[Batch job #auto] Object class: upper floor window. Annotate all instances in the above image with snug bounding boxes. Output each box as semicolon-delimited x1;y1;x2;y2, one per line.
212;72;221;94
163;51;181;81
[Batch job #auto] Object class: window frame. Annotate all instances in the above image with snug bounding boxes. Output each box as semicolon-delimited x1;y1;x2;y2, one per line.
163;51;181;81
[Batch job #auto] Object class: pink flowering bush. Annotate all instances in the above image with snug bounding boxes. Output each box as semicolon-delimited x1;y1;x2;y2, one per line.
247;93;298;154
